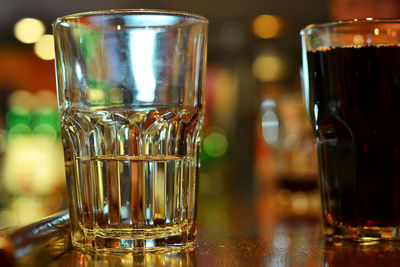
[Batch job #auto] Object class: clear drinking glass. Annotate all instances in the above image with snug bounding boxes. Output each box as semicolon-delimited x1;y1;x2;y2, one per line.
53;9;208;252
301;19;400;241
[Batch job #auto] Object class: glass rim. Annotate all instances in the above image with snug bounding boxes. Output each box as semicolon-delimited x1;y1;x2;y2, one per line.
53;9;208;29
300;17;400;35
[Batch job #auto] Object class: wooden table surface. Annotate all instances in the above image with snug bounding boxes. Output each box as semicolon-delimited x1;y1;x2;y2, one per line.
3;189;400;266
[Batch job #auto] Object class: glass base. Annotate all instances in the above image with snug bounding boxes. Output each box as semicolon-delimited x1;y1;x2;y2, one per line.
73;240;196;254
71;223;196;253
72;245;197;265
324;225;400;242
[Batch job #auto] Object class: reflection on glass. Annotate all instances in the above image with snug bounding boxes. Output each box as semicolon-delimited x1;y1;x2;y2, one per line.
323;240;400;266
70;247;197;267
130;30;156;102
122;15;180;27
261;99;279;145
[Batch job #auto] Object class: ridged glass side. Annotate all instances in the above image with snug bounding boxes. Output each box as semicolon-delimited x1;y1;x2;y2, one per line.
61;107;202;251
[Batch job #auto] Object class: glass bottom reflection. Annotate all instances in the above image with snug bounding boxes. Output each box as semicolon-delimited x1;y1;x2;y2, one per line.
49;246;196;267
324;239;400;266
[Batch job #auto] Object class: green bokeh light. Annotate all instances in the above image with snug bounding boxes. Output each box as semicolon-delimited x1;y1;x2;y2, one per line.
203;132;229;158
8;124;32;138
31;108;60;135
33;124;57;140
6;107;61;139
6;107;31;129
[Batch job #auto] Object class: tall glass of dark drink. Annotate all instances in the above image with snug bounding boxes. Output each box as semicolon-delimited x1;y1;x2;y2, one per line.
301;19;400;241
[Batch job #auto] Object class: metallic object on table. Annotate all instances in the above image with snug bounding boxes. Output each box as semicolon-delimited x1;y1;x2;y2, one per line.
0;211;70;267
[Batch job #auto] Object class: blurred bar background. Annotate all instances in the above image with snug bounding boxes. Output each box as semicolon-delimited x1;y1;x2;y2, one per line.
0;0;399;230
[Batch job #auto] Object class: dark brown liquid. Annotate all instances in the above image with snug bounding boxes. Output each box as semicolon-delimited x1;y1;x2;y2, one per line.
306;45;400;227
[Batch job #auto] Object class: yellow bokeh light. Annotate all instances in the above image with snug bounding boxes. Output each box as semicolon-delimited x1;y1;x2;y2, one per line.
253;15;282;39
14;18;45;44
252;54;284;82
291;192;309;215
34;34;55;60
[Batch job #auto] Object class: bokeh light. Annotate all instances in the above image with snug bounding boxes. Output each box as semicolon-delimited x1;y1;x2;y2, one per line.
353;34;364;45
5;91;60;140
203;128;229;158
8;124;32;138
252;54;285;82
261;99;280;144
14;18;45;44
6;107;31;129
34;34;55;60
8;90;36;110
35;90;57;109
291;191;309;215
252;15;283;39
33;124;57;141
